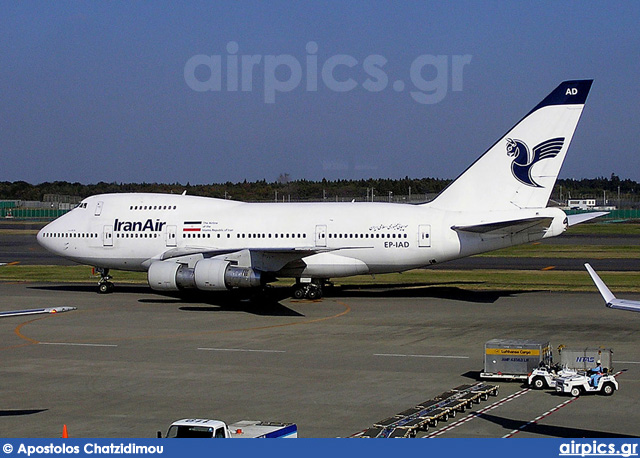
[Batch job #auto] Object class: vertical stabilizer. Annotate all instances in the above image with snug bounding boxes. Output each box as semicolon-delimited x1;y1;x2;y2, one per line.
429;80;593;212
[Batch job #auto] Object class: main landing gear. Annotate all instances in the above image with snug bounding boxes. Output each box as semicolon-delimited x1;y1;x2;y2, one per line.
292;279;326;300
95;267;114;294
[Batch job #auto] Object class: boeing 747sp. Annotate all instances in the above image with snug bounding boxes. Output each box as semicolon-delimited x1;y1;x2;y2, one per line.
38;80;600;298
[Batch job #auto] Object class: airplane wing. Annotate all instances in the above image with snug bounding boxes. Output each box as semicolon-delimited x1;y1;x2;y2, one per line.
155;245;371;272
451;217;553;236
585;263;640;312
159;246;334;261
0;307;77;318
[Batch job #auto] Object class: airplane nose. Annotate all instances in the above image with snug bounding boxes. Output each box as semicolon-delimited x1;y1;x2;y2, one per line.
37;225;47;248
37;222;54;251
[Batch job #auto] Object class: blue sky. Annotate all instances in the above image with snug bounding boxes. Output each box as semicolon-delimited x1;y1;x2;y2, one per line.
1;1;639;184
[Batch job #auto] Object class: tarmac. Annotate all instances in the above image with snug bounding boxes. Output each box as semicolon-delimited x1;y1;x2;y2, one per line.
1;281;639;438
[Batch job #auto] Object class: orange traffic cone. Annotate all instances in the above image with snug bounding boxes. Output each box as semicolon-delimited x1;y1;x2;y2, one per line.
62;424;68;438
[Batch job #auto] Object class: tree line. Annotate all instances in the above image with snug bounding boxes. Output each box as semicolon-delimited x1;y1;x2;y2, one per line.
0;174;638;205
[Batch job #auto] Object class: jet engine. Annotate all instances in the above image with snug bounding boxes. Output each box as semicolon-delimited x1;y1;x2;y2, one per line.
147;258;262;292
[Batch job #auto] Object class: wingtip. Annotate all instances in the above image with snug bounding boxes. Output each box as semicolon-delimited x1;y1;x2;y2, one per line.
584;263;616;305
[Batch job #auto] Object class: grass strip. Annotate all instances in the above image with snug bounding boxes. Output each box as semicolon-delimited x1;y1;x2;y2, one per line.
2;265;639;293
477;244;640;258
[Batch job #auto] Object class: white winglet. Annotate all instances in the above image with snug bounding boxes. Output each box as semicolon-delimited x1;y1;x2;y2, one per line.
585;263;640;312
585;263;615;304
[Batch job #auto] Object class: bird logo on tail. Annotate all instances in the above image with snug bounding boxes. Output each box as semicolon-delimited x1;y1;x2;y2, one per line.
506;137;565;187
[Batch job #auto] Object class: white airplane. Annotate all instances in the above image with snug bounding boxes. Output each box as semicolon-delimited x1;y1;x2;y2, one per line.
585;263;640;312
38;80;602;299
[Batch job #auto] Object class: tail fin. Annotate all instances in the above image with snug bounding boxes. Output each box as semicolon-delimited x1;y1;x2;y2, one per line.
429;80;593;212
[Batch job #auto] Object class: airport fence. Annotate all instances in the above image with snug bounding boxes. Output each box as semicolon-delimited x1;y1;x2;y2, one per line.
1;208;69;219
566;209;640;220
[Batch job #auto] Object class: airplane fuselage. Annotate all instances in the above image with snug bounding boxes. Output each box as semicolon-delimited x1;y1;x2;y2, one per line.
36;80;594;296
38;192;567;278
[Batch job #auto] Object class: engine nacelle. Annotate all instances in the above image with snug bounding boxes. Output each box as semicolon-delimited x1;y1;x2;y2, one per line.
148;261;195;291
148;259;262;292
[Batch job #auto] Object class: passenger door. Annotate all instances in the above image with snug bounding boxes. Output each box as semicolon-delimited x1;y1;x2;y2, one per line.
103;225;113;247
418;224;431;247
166;225;177;247
315;224;327;247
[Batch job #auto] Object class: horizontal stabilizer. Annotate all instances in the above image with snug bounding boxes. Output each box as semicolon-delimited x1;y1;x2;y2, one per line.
452;217;552;236
567;212;609;226
585;263;640;312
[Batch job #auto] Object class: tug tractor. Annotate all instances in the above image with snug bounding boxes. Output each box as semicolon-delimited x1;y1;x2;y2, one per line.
528;364;576;390
555;371;618;397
